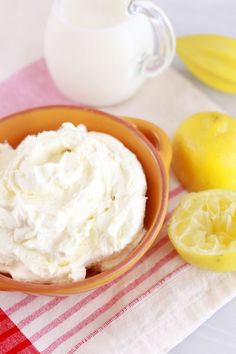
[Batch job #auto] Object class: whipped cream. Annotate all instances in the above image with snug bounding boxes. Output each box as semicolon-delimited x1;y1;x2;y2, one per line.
0;123;147;282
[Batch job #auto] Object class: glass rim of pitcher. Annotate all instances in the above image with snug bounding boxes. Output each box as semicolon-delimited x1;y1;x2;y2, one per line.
53;0;136;31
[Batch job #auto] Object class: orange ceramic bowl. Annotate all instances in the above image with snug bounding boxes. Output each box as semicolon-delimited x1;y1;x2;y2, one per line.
0;106;171;295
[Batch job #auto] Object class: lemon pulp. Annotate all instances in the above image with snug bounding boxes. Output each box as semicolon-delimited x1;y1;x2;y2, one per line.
168;190;236;271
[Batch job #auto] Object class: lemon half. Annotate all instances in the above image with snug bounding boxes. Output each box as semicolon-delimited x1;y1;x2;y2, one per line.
168;190;236;272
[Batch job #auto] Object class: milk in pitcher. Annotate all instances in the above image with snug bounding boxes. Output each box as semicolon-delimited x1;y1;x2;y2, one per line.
45;0;175;106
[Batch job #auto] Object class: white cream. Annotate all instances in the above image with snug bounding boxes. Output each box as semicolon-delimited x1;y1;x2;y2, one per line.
0;123;147;282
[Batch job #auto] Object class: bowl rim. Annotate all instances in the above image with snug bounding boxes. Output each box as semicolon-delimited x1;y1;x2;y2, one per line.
0;105;168;292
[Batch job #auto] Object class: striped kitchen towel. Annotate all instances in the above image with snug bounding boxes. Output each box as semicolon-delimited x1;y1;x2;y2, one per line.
0;59;236;354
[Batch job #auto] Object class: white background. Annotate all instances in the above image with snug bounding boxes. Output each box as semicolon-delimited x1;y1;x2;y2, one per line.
0;1;236;353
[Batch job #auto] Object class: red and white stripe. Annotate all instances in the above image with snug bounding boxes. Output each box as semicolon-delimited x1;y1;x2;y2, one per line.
0;309;39;353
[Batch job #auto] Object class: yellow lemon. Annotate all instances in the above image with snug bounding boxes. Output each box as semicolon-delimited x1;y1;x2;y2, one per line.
168;190;236;272
173;112;236;191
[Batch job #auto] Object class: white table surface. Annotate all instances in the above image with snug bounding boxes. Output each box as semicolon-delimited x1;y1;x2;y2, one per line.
0;1;236;353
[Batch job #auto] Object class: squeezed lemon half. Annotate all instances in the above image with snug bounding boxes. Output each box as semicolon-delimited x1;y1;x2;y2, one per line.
168;190;236;271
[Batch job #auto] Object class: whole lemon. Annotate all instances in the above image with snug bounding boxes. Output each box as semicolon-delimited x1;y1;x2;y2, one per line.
173;112;236;191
